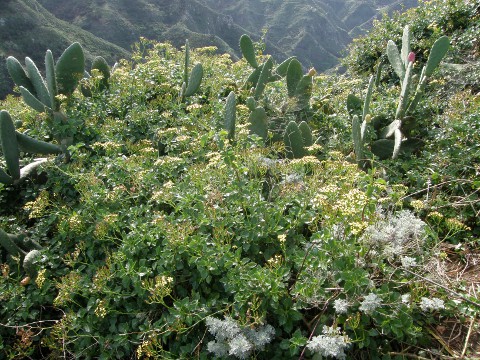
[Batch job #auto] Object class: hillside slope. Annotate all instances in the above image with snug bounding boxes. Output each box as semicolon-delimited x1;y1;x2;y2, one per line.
1;0;418;98
37;0;417;70
0;0;130;99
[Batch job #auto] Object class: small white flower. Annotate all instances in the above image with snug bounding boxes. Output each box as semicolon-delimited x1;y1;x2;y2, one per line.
401;256;417;268
359;293;382;314
333;299;349;314
401;293;411;304
420;297;445;311
307;326;351;360
207;340;228;357
228;334;252;359
206;317;275;359
245;324;275;347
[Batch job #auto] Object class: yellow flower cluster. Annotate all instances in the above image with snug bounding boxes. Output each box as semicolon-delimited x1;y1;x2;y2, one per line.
67;213;85;234
54;271;83;306
94;214;119;239
142;275;174;304
92;141;123;152
312;184;368;224
175;135;191;142
427;211;444;221
186;103;203;111
152;181;175;204
206;152;223;168
154;156;183;167
35;269;47;288
267;254;283;268
410;199;425;211
24;190;50;219
94;300;108;318
93;265;111;291
445;218;471;231
290;155;322;166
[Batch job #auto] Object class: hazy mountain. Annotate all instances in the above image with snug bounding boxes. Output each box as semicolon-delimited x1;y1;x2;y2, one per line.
35;0;418;69
1;0;418;99
0;0;130;98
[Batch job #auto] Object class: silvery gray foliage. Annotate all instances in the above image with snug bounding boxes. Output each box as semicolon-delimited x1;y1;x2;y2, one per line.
359;293;382;314
333;299;349;314
361;210;426;258
307;326;351;360
206;316;275;359
419;297;445;312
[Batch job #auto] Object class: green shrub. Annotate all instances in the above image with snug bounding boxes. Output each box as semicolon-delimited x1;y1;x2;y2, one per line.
0;10;478;358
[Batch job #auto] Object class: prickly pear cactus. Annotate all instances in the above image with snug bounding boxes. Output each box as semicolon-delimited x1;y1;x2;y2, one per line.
240;34;258;69
254;57;273;100
286;59;303;98
374;25;450;159
224;91;236;140
23;249;42;277
185;63;203;97
6;56;35;94
275;57;297;77
246;97;257;111
284;121;306;159
0;110;20;181
298;121;313;147
0;110;61;185
55;42;85;97
248;107;268;142
352;115;364;163
92;56;111;90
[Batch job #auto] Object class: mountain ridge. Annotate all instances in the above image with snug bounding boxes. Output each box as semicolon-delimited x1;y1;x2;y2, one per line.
1;0;418;99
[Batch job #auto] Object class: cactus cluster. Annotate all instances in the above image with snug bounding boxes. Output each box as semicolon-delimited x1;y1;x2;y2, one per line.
7;43;85;143
0;228;42;277
240;34;296;100
240;34;316;146
0;110;61;185
348;25;450;161
286;59;314;110
223;93;269;143
7;42;85;113
283;121;313;159
180;40;204;102
372;25;450;159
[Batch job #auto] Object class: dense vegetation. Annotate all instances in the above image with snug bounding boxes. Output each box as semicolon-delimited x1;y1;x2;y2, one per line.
0;0;479;359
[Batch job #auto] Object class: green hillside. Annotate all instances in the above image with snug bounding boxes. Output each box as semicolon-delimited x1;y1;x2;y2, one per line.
0;0;479;359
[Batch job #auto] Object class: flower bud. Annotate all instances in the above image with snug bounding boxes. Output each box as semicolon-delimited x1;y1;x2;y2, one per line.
408;52;416;63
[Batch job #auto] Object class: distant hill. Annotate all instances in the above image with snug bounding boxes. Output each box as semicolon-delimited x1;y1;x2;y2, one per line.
0;0;130;99
1;0;418;99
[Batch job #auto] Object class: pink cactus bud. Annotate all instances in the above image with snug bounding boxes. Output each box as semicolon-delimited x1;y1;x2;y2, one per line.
408;52;416;63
